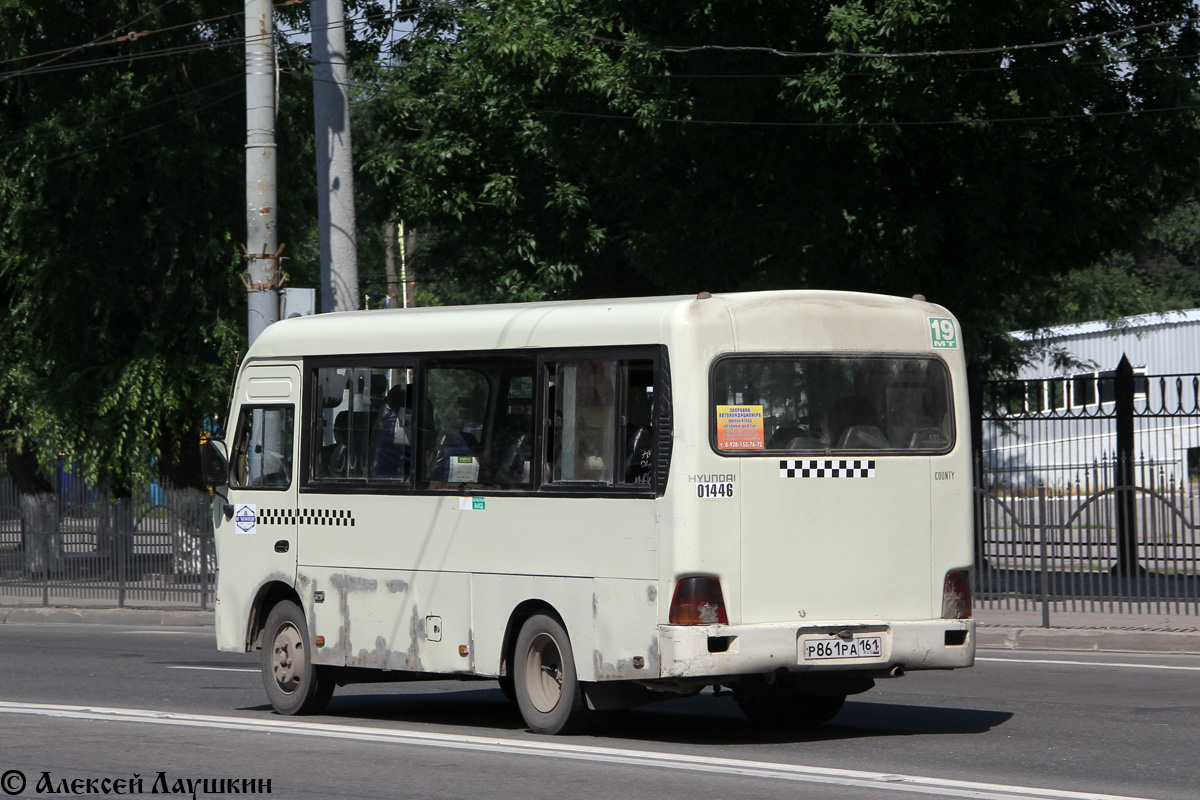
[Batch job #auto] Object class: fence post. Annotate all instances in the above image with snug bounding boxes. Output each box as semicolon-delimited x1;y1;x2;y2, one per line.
199;533;210;611
969;365;988;572
1039;485;1050;628
1113;354;1140;576
114;496;131;608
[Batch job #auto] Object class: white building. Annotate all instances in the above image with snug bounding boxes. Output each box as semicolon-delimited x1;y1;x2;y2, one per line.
1015;308;1200;385
982;309;1200;490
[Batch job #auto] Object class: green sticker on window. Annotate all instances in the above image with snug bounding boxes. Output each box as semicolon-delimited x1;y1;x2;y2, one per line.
929;317;958;349
472;497;485;511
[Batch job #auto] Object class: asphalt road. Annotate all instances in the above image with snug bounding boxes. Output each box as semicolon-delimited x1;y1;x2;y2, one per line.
1;623;1198;800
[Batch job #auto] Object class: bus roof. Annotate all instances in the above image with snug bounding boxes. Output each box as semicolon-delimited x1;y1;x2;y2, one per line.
244;289;954;360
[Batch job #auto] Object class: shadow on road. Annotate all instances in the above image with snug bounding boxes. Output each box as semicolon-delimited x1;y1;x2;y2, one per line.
241;683;1014;746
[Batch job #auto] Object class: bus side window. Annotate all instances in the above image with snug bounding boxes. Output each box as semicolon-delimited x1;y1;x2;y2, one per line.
417;365;489;487
545;358;655;488
312;365;413;484
551;361;617;483
231;405;295;489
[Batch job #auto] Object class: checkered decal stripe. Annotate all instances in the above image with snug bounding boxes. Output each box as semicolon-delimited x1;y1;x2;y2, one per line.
779;459;876;478
256;508;356;527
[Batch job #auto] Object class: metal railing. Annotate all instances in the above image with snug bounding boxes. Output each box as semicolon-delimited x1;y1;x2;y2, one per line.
975;482;1200;620
976;360;1200;617
0;470;214;610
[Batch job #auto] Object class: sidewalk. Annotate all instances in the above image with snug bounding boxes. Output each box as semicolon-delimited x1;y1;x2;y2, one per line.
975;606;1200;654
0;597;213;628
3;599;1200;654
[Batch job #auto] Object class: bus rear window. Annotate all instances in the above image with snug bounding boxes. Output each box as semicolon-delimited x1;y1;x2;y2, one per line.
711;356;953;453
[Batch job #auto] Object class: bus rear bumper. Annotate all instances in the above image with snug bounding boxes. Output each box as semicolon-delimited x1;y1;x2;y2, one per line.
657;618;975;679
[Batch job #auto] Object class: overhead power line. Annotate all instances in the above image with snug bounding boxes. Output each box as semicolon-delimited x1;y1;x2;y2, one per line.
0;75;241;151
526;48;1200;81
548;16;1200;60
0;0;181;80
309;71;1200;129
3;89;242;176
535;102;1200;129
0;0;387;80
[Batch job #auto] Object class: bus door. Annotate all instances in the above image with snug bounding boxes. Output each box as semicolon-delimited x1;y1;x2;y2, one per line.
222;365;301;612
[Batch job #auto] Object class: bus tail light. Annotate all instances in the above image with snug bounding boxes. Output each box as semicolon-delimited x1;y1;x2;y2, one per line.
669;576;729;625
942;569;972;619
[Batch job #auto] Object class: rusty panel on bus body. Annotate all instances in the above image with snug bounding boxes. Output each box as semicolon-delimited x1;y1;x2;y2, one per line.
295;492;658;674
718;297;968;624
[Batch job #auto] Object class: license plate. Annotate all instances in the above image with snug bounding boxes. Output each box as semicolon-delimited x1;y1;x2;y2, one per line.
802;636;882;661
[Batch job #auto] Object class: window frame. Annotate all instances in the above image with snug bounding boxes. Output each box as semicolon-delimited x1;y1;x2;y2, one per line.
538;351;659;495
229;403;296;491
1068;366;1148;409
302;357;418;493
299;345;671;498
707;352;956;457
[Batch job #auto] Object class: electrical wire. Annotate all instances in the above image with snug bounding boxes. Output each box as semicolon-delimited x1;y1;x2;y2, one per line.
546;16;1200;61
535;102;1200;128
522;48;1200;82
0;74;242;151
3;89;242;176
0;0;181;79
309;71;1200;129
0;0;402;81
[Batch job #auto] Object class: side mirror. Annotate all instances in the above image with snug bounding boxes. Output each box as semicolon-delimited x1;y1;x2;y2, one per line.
201;439;229;487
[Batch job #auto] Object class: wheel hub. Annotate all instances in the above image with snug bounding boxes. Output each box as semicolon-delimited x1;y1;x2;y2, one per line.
270;622;304;695
525;632;564;713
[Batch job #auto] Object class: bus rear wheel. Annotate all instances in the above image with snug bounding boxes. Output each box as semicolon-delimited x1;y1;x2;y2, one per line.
513;613;592;734
261;600;334;715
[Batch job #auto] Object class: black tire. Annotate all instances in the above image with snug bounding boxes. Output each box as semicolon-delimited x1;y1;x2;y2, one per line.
260;600;334;715
513;613;592;734
497;674;517;704
735;689;845;729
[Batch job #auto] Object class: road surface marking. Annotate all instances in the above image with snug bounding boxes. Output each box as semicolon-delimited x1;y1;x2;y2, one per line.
0;701;1165;800
166;666;258;673
978;657;1200;672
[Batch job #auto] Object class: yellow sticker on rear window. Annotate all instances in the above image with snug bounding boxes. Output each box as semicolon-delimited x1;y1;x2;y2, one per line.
716;405;765;450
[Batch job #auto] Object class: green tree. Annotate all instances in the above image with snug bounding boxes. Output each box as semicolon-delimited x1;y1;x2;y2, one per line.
0;1;386;495
366;1;1200;367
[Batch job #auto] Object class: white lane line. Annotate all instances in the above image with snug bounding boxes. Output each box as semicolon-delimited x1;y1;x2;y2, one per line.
978;657;1200;672
0;701;1162;800
166;666;258;673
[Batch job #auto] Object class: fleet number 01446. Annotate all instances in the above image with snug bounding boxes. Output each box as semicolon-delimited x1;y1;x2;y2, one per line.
697;482;734;499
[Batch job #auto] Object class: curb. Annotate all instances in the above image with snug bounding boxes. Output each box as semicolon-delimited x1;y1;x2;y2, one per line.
0;606;213;627
977;625;1200;655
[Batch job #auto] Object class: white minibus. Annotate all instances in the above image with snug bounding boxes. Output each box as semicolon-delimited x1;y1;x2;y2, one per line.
204;290;975;734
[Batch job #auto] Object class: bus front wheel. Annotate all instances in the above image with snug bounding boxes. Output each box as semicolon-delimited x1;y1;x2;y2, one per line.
261;600;334;715
513;613;592;734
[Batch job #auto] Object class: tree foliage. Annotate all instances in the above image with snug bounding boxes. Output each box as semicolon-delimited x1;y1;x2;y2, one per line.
367;1;1200;370
0;1;384;488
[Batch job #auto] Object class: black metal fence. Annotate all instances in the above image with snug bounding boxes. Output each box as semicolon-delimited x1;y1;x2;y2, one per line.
0;463;214;609
976;358;1200;616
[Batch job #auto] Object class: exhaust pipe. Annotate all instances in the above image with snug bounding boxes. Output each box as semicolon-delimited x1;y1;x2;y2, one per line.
889;665;906;678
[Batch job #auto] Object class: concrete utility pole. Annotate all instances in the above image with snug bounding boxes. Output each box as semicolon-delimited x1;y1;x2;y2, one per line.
383;215;399;308
244;0;281;344
312;0;359;312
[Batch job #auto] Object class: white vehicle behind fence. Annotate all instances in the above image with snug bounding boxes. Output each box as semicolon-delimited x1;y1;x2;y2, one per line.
203;290;976;734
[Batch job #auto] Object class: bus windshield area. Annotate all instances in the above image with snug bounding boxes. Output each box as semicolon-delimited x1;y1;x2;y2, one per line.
712;355;953;453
